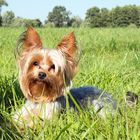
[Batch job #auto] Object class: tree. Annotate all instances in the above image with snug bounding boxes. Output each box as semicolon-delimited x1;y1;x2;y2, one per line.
84;5;140;28
0;0;8;13
111;6;128;27
85;7;101;27
47;6;71;27
70;16;83;27
127;5;140;27
100;8;110;27
111;5;140;27
0;15;2;26
2;11;15;26
0;0;8;26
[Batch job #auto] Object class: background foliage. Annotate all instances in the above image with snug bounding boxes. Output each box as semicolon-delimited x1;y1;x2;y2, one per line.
0;0;139;139
1;2;140;28
0;27;139;139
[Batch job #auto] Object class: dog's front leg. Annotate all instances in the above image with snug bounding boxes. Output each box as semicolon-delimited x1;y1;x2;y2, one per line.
12;100;39;128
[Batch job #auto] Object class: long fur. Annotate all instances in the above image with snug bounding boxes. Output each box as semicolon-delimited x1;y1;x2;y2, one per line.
13;86;117;128
13;27;125;129
15;27;80;102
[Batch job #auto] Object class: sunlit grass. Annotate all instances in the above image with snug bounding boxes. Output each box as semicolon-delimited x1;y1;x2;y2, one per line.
0;27;140;139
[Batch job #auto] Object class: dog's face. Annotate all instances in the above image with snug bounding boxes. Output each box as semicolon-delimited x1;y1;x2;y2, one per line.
16;27;79;102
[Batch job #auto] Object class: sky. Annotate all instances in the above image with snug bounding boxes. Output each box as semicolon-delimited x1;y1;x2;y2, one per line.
2;0;140;22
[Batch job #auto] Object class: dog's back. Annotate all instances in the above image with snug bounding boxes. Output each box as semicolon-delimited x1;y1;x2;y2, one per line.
56;86;117;117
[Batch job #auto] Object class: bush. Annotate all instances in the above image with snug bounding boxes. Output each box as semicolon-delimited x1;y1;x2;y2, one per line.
70;16;82;28
80;20;90;28
128;23;137;28
11;18;42;27
44;22;55;28
2;11;15;26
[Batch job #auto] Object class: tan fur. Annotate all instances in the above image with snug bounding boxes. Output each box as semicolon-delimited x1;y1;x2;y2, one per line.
23;26;42;50
16;27;79;103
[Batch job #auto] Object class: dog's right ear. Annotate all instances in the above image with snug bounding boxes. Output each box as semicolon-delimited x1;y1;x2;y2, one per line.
23;27;42;50
16;27;42;55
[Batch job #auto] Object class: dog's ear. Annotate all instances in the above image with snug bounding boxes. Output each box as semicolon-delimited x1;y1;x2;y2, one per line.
57;32;80;83
57;32;77;58
23;27;42;50
16;27;42;54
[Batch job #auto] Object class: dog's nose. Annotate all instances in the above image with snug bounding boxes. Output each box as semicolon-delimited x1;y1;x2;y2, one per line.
38;72;46;80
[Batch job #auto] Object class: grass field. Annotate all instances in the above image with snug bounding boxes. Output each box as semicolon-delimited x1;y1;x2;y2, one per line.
0;27;140;140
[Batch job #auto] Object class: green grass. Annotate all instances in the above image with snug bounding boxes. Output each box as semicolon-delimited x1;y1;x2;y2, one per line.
0;27;140;140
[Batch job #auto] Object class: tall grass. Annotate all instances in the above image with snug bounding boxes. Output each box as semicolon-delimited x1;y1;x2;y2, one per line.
0;27;140;139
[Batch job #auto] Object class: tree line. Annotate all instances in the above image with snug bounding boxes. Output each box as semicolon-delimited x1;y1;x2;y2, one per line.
0;0;140;28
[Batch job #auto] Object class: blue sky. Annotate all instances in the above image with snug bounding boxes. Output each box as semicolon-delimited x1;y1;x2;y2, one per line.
2;0;140;22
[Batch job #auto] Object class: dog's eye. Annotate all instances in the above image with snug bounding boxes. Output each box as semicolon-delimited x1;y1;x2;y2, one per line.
33;61;38;66
50;64;55;70
49;64;55;71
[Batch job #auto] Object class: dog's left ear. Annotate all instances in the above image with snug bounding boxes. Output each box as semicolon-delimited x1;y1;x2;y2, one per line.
57;32;77;58
57;32;80;85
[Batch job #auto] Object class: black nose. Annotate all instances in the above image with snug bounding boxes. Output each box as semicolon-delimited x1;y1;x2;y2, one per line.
38;72;46;80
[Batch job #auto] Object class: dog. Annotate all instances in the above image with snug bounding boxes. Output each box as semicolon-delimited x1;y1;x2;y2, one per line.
13;27;138;128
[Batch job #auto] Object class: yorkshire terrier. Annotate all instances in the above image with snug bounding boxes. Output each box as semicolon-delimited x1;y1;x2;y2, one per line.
13;27;138;128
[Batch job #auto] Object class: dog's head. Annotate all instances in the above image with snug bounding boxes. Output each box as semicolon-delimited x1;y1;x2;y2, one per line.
16;27;80;102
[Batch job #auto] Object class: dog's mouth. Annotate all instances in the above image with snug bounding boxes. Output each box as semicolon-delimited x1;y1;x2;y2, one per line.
34;79;45;84
31;78;48;85
28;78;50;99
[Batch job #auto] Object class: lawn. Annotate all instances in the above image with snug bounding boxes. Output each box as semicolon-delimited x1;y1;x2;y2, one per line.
0;27;140;140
